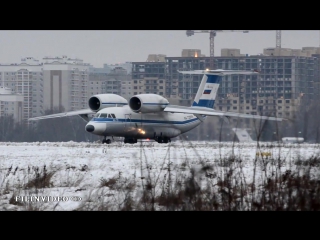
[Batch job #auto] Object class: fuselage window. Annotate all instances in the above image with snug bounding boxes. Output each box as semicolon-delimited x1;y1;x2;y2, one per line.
111;114;116;118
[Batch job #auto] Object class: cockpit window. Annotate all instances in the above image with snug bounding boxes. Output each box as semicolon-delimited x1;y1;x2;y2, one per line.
97;113;116;118
100;113;109;118
94;113;100;117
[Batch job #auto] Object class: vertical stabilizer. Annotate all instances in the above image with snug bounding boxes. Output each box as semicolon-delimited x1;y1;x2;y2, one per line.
178;69;258;109
192;74;222;109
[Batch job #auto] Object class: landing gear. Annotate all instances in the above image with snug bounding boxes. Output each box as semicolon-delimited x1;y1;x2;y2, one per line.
102;137;111;144
156;137;171;144
124;137;137;144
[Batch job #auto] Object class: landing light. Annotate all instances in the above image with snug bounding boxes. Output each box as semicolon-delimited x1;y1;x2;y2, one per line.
138;128;146;134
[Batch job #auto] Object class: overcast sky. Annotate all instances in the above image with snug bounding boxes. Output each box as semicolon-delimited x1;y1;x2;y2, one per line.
0;30;319;68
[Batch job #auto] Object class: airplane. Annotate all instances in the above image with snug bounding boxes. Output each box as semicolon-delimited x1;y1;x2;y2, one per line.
29;69;286;144
232;128;304;144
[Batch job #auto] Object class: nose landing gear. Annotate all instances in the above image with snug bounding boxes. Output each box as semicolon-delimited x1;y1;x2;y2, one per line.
102;137;111;144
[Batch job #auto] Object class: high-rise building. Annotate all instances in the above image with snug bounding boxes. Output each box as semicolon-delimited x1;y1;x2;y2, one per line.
105;67;128;97
88;66;131;100
214;51;320;120
42;56;90;112
131;48;320;140
0;57;43;122
165;56;210;103
164;48;320;120
131;62;166;98
0;87;23;122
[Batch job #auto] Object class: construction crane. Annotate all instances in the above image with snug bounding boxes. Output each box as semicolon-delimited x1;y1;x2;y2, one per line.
186;30;249;69
276;30;281;48
186;30;282;69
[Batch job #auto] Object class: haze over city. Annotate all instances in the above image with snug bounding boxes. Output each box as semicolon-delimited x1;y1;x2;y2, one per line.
0;30;319;67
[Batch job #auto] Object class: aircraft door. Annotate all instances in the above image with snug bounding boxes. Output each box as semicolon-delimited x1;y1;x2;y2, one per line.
124;114;132;128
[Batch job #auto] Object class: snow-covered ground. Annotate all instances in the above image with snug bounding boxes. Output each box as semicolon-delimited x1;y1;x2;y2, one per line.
1;141;320;211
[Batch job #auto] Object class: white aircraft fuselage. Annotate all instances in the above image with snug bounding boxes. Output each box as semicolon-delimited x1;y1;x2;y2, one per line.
85;105;202;139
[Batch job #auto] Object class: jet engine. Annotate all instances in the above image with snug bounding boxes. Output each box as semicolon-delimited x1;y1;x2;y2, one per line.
88;94;128;112
129;94;169;113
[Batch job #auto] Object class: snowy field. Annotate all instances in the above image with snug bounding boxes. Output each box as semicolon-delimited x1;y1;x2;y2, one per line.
1;141;320;211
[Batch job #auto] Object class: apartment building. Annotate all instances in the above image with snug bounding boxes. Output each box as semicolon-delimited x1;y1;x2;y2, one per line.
0;87;23;122
131;61;166;97
42;56;90;112
0;57;43;122
130;48;320;140
164;48;320;120
214;52;320;119
88;66;131;101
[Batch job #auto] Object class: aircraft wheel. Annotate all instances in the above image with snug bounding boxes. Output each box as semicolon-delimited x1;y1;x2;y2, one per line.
124;138;137;144
106;139;111;144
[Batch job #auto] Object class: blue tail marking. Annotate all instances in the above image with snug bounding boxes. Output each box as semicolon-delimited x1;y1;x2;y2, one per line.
192;75;222;108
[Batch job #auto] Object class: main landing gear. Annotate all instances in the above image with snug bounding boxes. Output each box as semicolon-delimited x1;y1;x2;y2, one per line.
122;137;171;144
156;136;171;144
124;137;137;144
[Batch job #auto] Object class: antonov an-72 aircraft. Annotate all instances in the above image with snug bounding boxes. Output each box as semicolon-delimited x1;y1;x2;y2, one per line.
29;69;286;144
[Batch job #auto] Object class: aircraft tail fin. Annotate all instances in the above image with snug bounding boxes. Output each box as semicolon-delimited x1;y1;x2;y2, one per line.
178;69;258;109
192;74;221;109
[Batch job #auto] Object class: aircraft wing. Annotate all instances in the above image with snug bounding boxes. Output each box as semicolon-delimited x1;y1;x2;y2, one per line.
28;109;95;121
163;105;286;122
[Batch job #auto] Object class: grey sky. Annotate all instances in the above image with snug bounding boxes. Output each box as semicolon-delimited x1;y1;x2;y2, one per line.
0;30;319;68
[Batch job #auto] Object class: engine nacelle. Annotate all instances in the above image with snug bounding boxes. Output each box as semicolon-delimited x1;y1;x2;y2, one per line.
129;94;169;113
88;94;128;112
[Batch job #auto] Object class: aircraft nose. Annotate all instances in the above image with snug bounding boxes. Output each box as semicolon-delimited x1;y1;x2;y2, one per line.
86;125;95;132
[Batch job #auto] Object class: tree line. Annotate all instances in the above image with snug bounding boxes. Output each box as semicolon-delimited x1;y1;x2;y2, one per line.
0;108;100;142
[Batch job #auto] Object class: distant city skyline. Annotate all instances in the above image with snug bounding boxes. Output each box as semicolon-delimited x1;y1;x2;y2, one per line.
0;30;319;68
